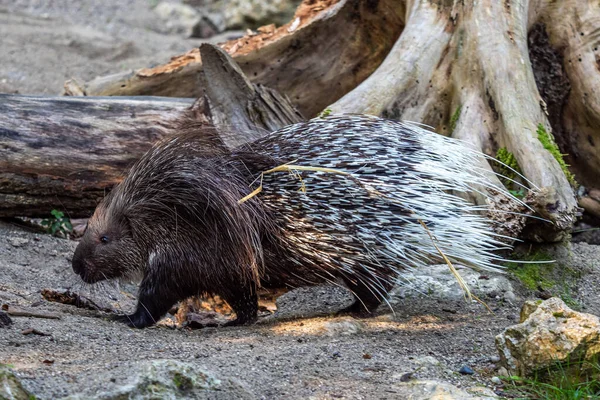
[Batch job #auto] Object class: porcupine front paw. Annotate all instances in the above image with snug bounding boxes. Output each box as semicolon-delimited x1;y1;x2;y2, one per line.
111;308;157;328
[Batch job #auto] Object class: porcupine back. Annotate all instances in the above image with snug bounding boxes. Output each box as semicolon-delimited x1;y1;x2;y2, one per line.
241;114;514;301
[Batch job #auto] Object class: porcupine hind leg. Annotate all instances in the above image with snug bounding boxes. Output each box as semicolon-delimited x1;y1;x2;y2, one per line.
339;276;394;316
220;282;258;326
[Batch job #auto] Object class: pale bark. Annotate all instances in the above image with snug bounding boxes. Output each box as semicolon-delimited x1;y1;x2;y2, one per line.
533;0;600;196
329;0;583;241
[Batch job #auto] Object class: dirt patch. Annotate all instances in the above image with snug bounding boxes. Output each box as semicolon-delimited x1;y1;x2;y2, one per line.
0;0;235;96
2;220;599;398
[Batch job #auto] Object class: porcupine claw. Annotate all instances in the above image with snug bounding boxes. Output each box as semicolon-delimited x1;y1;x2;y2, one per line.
110;310;155;329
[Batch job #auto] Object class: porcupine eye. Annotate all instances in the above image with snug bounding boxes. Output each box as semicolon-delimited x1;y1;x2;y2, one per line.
100;235;109;244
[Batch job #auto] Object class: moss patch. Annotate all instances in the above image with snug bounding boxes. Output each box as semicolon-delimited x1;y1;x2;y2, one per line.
0;365;34;399
507;258;555;291
449;105;461;134
495;147;526;197
506;251;582;310
536;124;577;187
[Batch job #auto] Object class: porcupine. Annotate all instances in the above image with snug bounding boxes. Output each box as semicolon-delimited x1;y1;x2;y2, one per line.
72;114;520;328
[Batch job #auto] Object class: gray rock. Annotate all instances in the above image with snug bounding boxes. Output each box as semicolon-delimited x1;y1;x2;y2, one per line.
8;237;29;248
186;0;300;32
154;2;202;36
496;297;600;379
0;366;33;400
392;380;498;399
218;0;299;30
272;284;354;320
62;360;254;399
388;264;515;302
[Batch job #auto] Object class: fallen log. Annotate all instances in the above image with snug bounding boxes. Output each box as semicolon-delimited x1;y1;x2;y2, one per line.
0;95;194;218
1;45;303;218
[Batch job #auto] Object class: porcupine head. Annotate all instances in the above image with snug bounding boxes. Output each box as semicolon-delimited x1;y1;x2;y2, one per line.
72;192;144;284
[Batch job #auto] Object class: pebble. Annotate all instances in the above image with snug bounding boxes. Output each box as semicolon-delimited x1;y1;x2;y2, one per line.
0;311;13;327
458;365;474;375
503;291;517;302
491;376;502;385
490;355;500;363
8;237;29;248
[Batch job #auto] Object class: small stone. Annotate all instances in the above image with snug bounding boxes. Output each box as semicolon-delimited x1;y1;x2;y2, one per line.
398;372;413;382
490;355;500;363
503;290;517;303
8;237;29;248
458;365;474;375
0;311;13;328
321;318;364;336
497;367;509;377
491;376;502;385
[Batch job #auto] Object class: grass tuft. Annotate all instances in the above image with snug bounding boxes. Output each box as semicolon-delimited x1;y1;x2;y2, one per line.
536;124;577;187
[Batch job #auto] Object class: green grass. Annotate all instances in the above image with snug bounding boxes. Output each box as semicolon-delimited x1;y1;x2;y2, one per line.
449;105;461;133
319;108;332;118
502;361;600;400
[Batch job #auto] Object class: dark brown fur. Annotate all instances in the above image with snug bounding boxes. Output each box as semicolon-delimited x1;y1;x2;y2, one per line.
72;128;282;327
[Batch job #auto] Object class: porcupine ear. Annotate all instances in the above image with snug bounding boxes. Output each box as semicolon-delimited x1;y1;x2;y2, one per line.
109;208;134;241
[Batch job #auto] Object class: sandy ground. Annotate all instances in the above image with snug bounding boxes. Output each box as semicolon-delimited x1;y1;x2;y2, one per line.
1;2;600;399
0;0;236;95
1;220;598;399
0;221;522;399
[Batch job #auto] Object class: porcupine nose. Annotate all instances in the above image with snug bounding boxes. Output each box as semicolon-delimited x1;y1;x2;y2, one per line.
71;244;85;276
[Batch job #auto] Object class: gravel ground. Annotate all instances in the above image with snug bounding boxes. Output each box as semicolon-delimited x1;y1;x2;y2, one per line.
1;219;599;399
0;221;517;399
0;0;236;95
